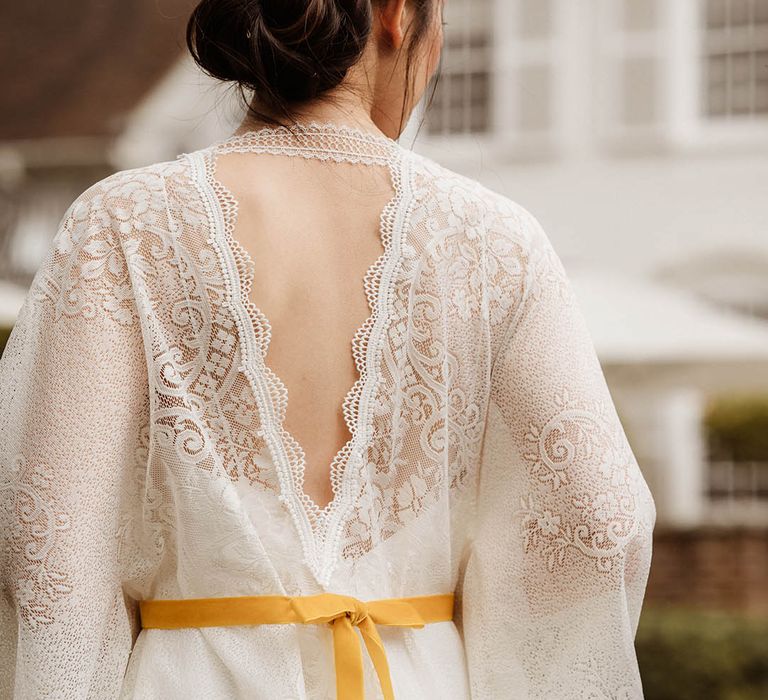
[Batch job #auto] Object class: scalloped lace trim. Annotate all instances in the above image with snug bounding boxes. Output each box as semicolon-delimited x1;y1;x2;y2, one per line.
193;122;410;583
212;119;401;166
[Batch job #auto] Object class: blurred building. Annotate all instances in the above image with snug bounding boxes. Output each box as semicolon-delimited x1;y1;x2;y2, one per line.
404;0;768;614
1;0;767;611
0;0;238;294
406;0;768;534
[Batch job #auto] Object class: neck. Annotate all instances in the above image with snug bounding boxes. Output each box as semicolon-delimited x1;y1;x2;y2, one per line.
236;94;398;140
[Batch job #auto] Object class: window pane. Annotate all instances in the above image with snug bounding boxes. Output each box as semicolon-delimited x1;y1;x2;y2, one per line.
470;72;490;105
731;83;752;112
732;52;752;81
470;104;490;132
702;0;768;117
757;0;768;23
708;83;729;114
707;0;728;28
623;0;658;32
425;0;492;136
730;0;752;26
708;53;728;84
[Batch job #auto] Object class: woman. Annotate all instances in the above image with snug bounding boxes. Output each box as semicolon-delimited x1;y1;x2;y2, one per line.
0;0;656;698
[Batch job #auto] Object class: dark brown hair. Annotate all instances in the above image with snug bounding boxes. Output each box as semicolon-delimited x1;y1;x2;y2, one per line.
186;0;441;136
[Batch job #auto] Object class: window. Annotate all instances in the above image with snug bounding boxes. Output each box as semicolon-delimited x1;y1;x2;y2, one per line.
702;0;768;119
704;393;768;524
417;0;562;158
425;0;493;136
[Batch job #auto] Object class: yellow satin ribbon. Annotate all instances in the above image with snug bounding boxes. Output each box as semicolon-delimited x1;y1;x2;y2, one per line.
139;591;454;700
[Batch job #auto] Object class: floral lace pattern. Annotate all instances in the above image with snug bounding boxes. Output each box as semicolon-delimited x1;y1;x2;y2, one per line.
0;120;656;699
194;130;412;584
458;204;656;699
1;454;74;630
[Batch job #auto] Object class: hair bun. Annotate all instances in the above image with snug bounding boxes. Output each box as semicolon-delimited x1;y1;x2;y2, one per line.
187;0;373;112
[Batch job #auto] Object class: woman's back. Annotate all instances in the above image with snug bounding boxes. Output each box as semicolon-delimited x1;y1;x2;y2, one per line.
0;119;656;698
212;127;398;512
127;119;519;579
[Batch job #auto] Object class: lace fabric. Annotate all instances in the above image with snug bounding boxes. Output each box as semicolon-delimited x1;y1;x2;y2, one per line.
193;124;410;584
0;119;656;699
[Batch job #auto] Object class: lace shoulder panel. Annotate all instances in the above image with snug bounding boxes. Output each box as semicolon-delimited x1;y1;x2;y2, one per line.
28;158;189;328
405;148;543;353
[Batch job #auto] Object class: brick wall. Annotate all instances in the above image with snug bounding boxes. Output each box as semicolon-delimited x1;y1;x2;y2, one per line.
644;527;768;616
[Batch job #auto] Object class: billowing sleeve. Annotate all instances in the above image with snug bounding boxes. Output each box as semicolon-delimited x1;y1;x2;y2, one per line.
458;207;657;698
0;183;150;698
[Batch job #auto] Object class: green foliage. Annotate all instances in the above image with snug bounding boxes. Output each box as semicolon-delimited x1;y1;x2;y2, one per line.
637;606;768;700
0;325;11;358
704;393;768;461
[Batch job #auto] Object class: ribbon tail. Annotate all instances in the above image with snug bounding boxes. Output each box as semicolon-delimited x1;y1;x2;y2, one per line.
358;618;396;700
331;615;365;700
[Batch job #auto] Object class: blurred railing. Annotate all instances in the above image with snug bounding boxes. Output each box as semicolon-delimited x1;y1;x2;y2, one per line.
705;459;768;524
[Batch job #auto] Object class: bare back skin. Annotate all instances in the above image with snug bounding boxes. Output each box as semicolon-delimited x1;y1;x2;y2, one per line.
213;151;394;510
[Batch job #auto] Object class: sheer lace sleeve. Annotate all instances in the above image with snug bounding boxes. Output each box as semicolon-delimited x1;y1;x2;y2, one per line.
0;182;150;698
458;207;657;699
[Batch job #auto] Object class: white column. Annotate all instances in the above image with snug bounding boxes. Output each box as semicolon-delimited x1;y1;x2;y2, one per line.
615;385;707;527
660;0;702;147
492;0;518;151
558;0;595;159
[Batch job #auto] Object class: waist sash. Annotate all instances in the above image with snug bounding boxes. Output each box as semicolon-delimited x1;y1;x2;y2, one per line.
139;592;454;700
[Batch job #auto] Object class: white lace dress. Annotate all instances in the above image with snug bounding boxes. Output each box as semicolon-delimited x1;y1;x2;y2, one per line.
0;121;656;699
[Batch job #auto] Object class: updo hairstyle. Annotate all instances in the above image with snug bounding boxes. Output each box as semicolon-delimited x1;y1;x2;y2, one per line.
186;0;440;132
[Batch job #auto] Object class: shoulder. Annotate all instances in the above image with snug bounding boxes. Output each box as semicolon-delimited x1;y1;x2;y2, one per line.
403;148;549;252
64;157;191;226
402;150;562;335
31;157;196;324
53;155;200;260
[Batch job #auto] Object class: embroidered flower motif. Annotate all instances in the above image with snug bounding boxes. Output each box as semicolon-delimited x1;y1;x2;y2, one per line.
110;183;153;234
394;472;429;514
1;455;74;630
592;491;620;523
537;509;561;536
402;241;417;259
80;236;128;279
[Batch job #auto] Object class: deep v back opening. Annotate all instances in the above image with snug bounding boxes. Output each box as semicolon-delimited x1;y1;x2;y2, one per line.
195;122;410;581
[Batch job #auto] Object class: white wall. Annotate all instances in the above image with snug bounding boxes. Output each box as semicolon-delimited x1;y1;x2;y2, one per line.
112;56;245;169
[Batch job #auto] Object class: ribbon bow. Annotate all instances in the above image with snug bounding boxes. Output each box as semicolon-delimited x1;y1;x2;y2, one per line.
289;593;433;700
139;591;454;700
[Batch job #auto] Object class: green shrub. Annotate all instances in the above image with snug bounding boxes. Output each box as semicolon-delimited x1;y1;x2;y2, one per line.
705;393;768;461
0;324;11;358
637;606;768;700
